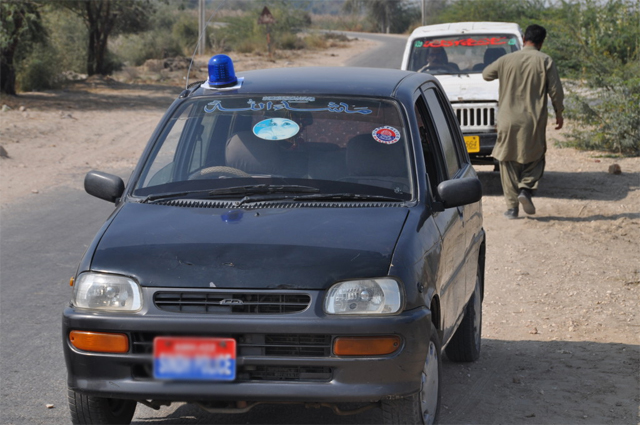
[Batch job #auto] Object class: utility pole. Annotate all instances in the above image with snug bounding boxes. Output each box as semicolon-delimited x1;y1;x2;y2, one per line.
198;0;206;56
422;0;427;26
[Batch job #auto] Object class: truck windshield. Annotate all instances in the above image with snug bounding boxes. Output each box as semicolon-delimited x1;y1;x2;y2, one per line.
408;34;520;74
134;95;413;201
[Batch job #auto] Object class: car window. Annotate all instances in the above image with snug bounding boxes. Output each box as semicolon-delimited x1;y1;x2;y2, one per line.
408;33;520;74
134;96;414;200
422;89;461;179
414;96;445;197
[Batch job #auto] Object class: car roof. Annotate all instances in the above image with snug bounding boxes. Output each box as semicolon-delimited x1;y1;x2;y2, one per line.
191;66;435;99
409;22;522;38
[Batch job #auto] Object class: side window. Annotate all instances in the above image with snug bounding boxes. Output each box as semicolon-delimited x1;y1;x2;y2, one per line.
423;89;461;179
414;96;444;197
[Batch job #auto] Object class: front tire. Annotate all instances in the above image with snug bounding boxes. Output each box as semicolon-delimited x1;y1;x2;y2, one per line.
68;388;136;425
445;270;482;362
382;322;441;424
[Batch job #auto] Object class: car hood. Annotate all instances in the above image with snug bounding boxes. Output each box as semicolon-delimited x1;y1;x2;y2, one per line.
436;74;499;102
90;202;409;290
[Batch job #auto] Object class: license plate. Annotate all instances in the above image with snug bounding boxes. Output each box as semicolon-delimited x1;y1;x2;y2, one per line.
153;337;236;381
464;136;480;153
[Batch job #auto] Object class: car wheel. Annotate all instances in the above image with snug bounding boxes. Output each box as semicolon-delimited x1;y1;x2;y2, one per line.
445;270;482;362
381;321;441;425
68;388;136;425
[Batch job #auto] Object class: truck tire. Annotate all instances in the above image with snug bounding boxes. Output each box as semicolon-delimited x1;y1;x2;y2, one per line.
445;270;482;362
68;388;136;425
381;321;441;424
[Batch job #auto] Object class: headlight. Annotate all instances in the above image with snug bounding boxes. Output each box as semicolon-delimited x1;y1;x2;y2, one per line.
324;278;403;315
73;272;142;312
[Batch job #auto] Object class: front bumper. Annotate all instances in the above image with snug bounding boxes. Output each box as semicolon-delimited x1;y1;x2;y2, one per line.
467;132;497;163
63;287;431;403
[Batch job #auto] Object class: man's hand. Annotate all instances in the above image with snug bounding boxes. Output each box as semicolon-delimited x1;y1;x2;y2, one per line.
555;114;564;130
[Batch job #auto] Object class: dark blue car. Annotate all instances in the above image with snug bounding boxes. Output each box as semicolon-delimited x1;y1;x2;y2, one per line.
63;56;485;425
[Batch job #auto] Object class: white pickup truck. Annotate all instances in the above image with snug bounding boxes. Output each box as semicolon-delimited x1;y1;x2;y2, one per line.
401;22;523;166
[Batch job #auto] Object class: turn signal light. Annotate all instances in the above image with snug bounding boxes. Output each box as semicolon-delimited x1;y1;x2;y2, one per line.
69;331;129;353
333;336;401;356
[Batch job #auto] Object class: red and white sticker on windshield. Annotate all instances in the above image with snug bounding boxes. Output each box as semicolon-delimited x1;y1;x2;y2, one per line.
372;126;401;145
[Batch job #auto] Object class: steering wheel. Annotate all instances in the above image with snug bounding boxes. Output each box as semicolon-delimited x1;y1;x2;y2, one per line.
189;166;251;180
417;64;455;73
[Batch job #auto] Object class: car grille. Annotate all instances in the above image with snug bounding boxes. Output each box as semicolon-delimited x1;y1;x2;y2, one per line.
237;366;332;381
130;332;333;382
131;333;332;357
452;102;497;132
154;291;311;314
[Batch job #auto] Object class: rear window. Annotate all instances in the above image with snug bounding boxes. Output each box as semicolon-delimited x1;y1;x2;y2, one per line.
134;95;413;200
408;34;520;74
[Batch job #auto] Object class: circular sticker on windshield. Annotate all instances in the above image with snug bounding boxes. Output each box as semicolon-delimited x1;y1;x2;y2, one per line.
372;126;401;145
253;118;300;141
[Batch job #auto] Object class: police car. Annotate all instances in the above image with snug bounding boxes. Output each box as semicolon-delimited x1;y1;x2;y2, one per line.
63;55;485;425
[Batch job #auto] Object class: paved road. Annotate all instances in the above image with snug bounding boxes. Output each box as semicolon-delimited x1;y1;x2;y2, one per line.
0;33;415;425
340;31;408;69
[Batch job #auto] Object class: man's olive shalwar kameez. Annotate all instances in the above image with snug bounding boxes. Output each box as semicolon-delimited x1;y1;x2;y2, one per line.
483;46;564;209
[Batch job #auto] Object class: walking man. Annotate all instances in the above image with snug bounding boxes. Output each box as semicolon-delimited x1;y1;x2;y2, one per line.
483;24;564;219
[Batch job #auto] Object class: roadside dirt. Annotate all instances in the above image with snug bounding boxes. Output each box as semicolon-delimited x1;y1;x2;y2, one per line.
1;38;638;424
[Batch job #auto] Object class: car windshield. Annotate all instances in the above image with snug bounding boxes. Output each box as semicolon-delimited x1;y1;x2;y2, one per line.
134;95;413;201
408;34;520;75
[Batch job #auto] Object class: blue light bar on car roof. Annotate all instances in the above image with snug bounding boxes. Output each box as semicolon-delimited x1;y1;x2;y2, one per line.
208;54;238;88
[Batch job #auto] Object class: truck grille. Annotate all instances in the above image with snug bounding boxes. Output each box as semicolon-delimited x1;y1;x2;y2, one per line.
154;291;311;314
452;102;497;132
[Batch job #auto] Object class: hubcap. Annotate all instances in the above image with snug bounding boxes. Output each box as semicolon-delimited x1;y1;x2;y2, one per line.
420;340;439;424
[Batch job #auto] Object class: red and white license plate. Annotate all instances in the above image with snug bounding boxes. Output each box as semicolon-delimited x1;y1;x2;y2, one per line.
153;337;236;381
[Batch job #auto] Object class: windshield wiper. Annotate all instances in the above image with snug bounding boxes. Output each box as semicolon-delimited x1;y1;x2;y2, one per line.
141;184;319;204
235;192;405;206
208;184;320;196
295;193;406;202
140;189;213;203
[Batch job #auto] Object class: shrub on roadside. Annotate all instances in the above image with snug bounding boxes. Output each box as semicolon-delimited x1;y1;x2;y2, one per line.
112;30;182;66
17;46;62;91
561;79;640;155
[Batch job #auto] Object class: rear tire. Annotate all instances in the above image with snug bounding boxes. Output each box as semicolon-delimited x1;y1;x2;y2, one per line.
68;388;136;425
381;322;441;424
445;271;482;362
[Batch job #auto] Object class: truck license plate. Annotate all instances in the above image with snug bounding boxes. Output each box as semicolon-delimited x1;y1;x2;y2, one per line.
464;136;480;153
153;337;236;381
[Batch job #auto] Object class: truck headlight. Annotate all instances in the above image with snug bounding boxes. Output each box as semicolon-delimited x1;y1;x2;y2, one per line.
73;272;142;312
324;278;403;315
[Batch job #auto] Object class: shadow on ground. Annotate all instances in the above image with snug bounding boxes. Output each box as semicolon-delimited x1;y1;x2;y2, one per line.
4;81;182;112
130;339;639;425
477;170;639;202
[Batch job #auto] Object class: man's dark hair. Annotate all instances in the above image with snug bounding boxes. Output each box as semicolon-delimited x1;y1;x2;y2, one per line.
524;24;547;45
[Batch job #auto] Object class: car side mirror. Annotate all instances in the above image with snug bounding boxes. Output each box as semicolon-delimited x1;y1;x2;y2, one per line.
437;177;482;209
84;171;125;203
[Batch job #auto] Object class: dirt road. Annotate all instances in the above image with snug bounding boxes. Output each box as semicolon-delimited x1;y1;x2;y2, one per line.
1;42;638;424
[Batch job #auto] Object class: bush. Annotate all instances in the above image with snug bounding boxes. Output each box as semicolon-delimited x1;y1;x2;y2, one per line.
18;47;62;91
41;7;86;74
561;80;640;155
112;30;182;66
172;14;200;55
278;33;305;50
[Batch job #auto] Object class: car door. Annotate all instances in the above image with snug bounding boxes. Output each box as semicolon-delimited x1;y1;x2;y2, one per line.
415;86;468;344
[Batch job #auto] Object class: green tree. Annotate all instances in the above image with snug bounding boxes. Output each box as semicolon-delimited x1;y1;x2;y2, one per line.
56;0;153;75
0;0;46;95
343;0;416;33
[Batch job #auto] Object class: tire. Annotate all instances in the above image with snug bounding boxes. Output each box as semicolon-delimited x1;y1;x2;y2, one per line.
445;270;482;362
68;388;136;425
381;322;441;425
